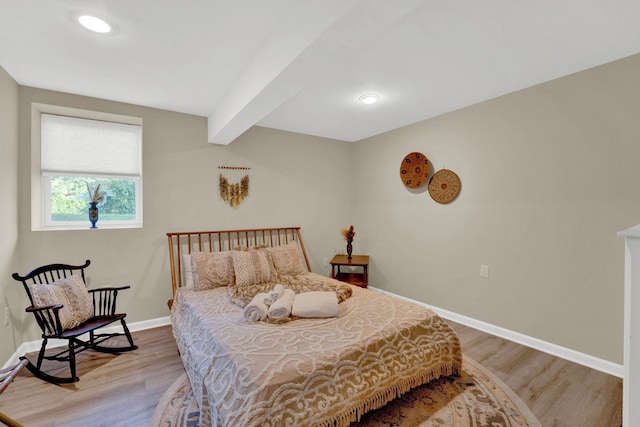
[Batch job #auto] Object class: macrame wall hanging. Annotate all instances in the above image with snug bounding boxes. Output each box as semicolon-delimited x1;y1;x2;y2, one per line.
218;166;250;208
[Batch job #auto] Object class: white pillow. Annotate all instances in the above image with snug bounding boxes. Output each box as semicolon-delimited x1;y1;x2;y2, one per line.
182;253;194;288
292;291;339;318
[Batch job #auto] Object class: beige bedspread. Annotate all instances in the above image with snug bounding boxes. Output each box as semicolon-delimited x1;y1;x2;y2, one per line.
171;282;461;427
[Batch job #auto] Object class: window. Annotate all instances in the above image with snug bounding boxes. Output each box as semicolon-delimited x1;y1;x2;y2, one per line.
33;106;142;230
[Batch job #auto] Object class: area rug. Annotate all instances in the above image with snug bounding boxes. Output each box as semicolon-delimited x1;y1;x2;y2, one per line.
149;357;541;426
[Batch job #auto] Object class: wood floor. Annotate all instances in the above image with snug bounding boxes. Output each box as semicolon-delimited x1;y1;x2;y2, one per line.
453;322;622;427
0;322;621;427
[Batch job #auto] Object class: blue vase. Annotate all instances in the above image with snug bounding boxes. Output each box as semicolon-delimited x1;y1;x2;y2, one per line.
88;202;99;228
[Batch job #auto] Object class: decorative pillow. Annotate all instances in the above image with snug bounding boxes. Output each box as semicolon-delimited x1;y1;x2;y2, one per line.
182;253;194;288
190;251;235;290
27;273;94;330
270;241;306;276
232;249;277;287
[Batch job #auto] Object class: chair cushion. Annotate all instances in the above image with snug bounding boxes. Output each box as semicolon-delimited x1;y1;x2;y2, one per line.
28;273;94;330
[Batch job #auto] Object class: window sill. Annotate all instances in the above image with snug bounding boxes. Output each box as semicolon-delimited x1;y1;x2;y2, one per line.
35;224;143;232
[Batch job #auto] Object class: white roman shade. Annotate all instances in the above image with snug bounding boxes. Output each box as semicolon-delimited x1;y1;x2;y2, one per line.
41;114;141;176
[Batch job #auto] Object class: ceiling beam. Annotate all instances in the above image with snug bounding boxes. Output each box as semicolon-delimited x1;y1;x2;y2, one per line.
207;0;424;145
207;0;355;144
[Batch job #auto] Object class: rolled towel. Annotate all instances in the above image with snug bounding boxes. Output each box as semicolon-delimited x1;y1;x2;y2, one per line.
268;289;295;319
292;291;339;318
262;293;275;307
270;284;285;301
244;292;270;322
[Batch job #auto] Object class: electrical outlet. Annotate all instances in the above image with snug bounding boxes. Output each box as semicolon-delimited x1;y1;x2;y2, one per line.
480;265;490;279
4;306;9;327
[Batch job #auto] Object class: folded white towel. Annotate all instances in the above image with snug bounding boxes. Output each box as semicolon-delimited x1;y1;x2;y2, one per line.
268;289;295;319
292;291;339;318
269;284;285;301
244;292;270;322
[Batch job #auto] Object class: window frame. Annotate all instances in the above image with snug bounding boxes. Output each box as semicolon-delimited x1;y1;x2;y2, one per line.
31;103;143;231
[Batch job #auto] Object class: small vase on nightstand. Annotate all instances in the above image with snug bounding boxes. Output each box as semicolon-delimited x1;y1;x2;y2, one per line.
341;225;356;261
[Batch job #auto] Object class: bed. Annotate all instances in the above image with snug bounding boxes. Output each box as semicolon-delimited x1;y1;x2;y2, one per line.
167;227;462;427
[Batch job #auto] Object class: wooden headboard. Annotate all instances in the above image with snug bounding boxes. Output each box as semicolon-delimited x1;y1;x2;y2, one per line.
166;227;310;308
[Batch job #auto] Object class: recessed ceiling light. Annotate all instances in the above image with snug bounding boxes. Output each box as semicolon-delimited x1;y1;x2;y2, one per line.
359;94;379;105
78;15;112;34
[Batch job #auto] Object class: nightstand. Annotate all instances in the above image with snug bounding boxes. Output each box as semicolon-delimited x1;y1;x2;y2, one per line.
330;254;369;288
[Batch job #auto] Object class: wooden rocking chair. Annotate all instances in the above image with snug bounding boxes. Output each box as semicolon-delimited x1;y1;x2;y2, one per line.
11;260;138;384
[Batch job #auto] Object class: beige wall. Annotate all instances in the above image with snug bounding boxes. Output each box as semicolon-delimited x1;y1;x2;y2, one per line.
12;87;352;347
5;54;640;365
0;67;19;364
353;54;640;363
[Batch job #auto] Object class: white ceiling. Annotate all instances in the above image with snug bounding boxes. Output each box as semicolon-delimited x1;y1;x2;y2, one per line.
2;0;640;145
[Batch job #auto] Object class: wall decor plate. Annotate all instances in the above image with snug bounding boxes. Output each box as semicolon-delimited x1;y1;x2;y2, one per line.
428;169;461;204
400;152;430;188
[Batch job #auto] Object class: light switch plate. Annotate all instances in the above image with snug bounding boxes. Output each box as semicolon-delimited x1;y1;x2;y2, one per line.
480;265;490;279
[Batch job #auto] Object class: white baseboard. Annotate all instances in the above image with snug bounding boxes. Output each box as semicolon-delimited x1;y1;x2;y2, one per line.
4;295;624;379
2;316;171;370
370;286;624;378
